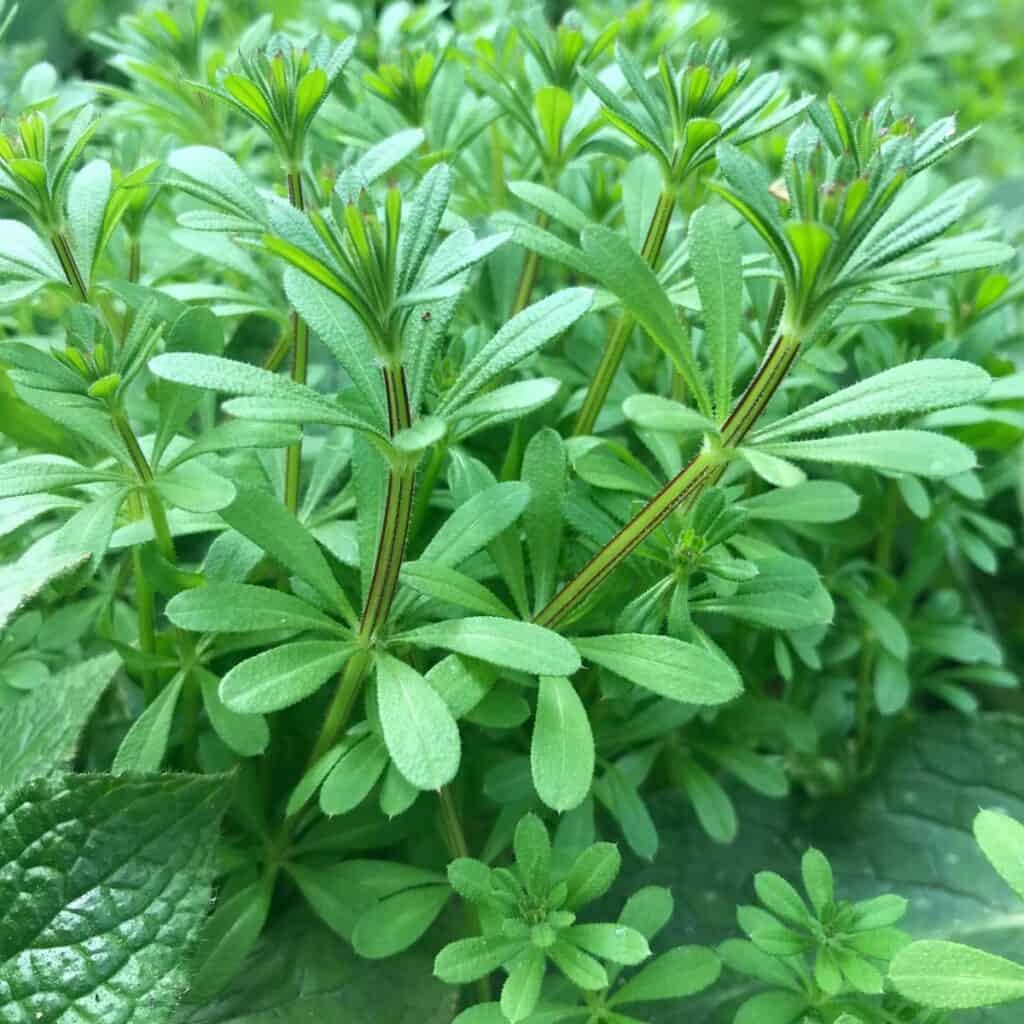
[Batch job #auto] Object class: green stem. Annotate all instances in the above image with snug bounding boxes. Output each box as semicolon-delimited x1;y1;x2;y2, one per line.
510;232;545;317
409;441;447;546
51;231;88;302
438;785;491;1004
128;236;141;284
262;324;292;372
283;167;309;514
306;363;415;765
535;329;802;629
112;410;176;562
132;534;157;703
572;190;676;436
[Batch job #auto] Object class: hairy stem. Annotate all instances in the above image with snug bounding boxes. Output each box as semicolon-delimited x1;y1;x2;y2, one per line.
307;363;415;765
573;190;676;436
535;330;802;629
283;167;310;513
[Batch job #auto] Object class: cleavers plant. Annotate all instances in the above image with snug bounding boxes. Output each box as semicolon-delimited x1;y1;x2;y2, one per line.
0;2;1020;1024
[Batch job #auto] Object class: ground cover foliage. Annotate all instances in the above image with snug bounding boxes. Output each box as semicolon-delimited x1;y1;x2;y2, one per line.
0;0;1023;1021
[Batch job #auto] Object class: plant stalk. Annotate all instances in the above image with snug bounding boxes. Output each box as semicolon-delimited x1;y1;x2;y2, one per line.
572;190;676;436
510;214;548;317
535;329;802;629
283;167;310;513
112;410;176;562
307;363;415;765
438;785;491;1003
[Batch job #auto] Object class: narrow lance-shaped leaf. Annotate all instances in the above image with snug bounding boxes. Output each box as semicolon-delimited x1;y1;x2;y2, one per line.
438;289;593;412
752;360;991;442
689;204;743;418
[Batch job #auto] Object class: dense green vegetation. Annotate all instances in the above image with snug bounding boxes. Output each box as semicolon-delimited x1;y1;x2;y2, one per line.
0;1;1022;1022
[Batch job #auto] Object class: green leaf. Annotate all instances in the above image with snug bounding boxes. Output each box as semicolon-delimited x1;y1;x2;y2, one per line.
522;428;568;613
0;651;120;791
0;219;63;283
531;676;594;812
434;935;525;984
753;359;991;442
0;773;229;1024
67;159;111;288
890;941;1024;1009
189;881;271;999
438;289;593;412
285;863;376;943
0;454;118;497
801;848;835;917
220;641;356;714
113;672;185;774
689;205;742;418
622;394;717;434
399;618;581;676
353;885;452;960
174;906;455;1022
573;634;742;704
401;561;514;617
166;583;344;635
501;946;545;1023
149;353;382;437
580;225;710;414
283;268;387;426
166;146;267;225
756;430;977;478
610;945;721;1005
508;180;592;233
219;483;353;617
566;923;650;965
419;482;531;569
320;732;389;815
535;85;573;158
741;480;860;523
376;654;461;790
398;163;451;295
565;842;621;909
974;809;1024;903
198;668;269;757
618;886;674;941
514;812;551;894
549;938;608;990
155;460;236;513
0;551;90;631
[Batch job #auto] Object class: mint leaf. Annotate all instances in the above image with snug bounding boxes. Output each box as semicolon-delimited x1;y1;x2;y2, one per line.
0;773;230;1023
0;651;120;791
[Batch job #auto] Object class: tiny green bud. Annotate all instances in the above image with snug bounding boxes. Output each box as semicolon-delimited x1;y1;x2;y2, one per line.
87;373;121;399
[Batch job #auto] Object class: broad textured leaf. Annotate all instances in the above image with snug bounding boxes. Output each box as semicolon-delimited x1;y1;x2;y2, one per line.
173;907;456;1023
0;773;230;1024
0;651;120;791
